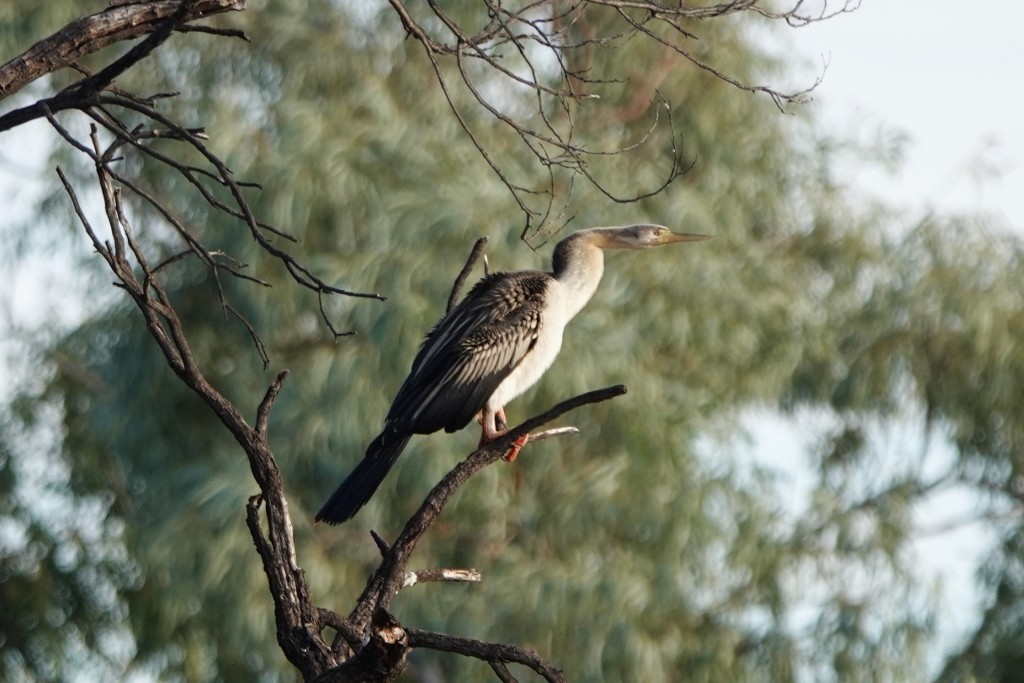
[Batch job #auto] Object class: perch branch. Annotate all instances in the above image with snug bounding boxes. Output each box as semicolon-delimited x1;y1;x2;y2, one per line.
351;384;628;630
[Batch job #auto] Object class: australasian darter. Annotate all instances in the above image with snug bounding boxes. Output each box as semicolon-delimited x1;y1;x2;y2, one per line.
315;224;709;524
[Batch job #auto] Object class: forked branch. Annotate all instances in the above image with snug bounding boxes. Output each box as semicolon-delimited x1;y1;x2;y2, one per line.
58;148;338;679
58;152;624;679
5;1;380;346
20;1;858;680
349;384;628;632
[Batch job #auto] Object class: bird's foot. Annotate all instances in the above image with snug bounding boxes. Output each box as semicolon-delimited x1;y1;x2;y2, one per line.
502;433;529;462
478;407;527;460
477;425;529;462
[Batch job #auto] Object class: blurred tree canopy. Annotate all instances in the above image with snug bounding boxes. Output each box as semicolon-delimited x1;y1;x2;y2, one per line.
2;1;1023;682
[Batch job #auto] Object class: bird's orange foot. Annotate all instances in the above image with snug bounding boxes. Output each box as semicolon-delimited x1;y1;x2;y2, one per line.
503;433;529;462
477;429;529;462
478;407;527;460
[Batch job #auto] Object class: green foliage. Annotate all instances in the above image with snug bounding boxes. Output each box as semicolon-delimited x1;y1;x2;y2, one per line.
0;402;136;681
3;2;1023;682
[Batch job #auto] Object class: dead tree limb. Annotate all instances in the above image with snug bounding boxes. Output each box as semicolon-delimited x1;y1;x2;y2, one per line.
447;236;489;313
58;147;338;678
12;1;856;680
6;1;381;345
349;384;628;632
408;628;567;683
58;146;625;679
0;0;247;101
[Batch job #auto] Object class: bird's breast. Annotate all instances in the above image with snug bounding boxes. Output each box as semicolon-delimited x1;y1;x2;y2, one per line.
485;280;571;411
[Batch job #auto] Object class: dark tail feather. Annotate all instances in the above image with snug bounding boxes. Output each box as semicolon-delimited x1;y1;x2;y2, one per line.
315;430;411;525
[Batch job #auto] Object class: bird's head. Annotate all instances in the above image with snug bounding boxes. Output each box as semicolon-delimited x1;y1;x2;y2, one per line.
597;223;711;249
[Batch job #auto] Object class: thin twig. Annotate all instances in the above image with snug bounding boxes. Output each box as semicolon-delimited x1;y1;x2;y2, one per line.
527;426;580;443
447;237;489;313
402;567;482;588
256;371;289;439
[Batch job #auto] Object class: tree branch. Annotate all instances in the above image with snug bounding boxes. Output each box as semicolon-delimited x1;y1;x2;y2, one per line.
385;0;859;238
447;236;489;313
59;137;344;680
408;628;567;683
350;385;628;631
63;138;602;677
20;2;860;680
0;0;246;101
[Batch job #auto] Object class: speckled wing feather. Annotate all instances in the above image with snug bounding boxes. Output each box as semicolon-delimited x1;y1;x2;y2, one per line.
384;270;551;434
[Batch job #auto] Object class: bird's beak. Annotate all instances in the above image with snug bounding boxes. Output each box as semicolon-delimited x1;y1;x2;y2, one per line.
661;231;712;244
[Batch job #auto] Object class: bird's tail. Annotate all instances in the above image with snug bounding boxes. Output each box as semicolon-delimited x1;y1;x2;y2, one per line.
315;430;411;525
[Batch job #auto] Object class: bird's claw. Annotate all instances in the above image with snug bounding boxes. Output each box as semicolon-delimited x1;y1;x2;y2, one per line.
503;433;529;462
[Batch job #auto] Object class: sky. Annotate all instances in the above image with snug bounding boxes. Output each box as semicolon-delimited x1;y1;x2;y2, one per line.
2;0;1023;675
794;1;1024;230
749;0;1024;669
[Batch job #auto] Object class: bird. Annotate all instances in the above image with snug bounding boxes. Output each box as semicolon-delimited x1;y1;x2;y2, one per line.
315;224;710;524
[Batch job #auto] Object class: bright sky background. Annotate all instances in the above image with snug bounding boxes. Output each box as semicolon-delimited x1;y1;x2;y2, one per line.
796;1;1024;230
2;0;1022;676
752;0;1024;670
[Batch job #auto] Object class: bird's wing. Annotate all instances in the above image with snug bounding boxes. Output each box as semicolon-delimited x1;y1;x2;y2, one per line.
385;271;550;434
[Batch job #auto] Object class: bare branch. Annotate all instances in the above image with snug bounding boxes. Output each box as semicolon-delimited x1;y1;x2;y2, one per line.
174;23;250;41
408;628;567;683
371;527;483;588
402;567;482;588
447;236;489;313
490;660;520;683
351;385;629;631
384;0;858;237
527;426;580;442
66;0;196;99
9;1;383;339
0;0;246;101
257;371;289;440
60;148;341;679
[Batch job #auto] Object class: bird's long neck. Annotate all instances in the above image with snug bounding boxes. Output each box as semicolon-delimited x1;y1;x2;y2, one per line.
550;229;609;320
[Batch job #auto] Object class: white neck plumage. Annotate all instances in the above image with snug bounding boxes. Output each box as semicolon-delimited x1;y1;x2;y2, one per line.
550;229;610;321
